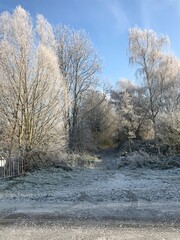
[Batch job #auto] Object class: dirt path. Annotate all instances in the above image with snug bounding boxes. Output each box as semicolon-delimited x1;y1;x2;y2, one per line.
95;148;119;169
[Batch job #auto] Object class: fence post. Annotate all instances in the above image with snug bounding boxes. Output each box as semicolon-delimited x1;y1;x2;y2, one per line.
0;157;6;179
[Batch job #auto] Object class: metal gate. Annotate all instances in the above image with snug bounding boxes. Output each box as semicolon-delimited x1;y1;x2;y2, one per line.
0;156;25;179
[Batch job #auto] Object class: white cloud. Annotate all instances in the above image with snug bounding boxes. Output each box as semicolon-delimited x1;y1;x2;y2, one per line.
98;0;129;34
140;0;159;28
108;0;129;33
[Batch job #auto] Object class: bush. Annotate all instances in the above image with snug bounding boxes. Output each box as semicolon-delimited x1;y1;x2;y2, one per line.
22;149;70;171
68;152;99;168
116;150;180;169
117;151;159;169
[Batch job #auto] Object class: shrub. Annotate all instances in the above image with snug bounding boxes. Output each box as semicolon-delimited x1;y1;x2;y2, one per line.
117;150;180;169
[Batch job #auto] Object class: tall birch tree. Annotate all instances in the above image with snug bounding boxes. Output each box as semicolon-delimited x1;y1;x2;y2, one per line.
128;26;179;138
0;6;64;162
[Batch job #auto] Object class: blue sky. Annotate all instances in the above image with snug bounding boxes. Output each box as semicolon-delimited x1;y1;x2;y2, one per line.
0;0;180;87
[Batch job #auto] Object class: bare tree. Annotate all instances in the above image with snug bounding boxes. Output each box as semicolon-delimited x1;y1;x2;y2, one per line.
55;25;101;150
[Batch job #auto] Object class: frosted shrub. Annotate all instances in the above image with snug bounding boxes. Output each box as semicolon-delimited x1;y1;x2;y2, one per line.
117;150;160;169
68;152;99;168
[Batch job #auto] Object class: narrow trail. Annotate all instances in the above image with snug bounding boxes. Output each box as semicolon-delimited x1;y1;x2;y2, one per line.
94;147;119;170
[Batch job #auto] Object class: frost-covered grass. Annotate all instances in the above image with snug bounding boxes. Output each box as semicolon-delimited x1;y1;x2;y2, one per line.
0;149;180;225
0;166;180;222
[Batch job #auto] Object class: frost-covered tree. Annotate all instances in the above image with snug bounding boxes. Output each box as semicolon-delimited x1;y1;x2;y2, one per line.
155;57;180;152
55;25;101;149
78;90;116;150
111;78;160;143
36;14;56;49
157;55;180;113
0;7;64;161
111;79;141;150
128;26;178;138
119;91;138;152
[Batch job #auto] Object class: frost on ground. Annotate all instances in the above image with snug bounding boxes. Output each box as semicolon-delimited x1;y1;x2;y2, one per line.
0;167;180;221
0;151;180;239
